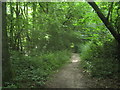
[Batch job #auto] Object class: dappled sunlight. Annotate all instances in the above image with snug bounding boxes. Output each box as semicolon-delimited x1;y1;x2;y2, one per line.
71;53;80;63
4;2;120;88
72;59;79;63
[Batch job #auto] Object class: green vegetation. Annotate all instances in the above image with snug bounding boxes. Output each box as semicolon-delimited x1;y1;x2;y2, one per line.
2;1;120;88
4;50;70;88
80;40;120;78
79;2;120;80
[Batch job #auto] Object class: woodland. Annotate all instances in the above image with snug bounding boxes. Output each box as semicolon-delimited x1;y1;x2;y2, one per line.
2;1;120;88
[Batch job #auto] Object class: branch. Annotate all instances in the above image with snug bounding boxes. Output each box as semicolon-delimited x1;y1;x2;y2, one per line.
87;2;120;43
106;2;114;20
39;3;46;13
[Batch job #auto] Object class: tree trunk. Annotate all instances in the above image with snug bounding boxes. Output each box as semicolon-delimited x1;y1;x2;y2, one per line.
10;2;14;50
88;2;120;44
0;1;2;88
2;2;12;85
32;3;37;29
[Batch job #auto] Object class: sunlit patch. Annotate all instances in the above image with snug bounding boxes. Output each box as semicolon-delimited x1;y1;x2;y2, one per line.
72;59;79;63
35;46;38;48
25;54;28;56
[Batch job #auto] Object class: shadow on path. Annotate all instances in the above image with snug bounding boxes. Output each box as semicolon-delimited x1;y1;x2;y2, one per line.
45;53;99;88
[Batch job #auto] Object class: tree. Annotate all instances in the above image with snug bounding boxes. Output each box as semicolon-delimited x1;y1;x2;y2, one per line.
2;2;12;85
87;1;120;44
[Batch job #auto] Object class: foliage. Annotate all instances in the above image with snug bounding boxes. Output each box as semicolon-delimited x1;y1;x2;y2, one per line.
4;50;71;88
3;2;120;88
80;40;120;78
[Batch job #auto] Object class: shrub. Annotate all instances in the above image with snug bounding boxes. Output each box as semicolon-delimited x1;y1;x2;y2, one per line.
80;40;120;78
4;50;71;88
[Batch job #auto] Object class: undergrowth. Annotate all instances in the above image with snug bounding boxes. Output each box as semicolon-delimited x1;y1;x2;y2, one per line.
4;50;71;88
80;40;120;78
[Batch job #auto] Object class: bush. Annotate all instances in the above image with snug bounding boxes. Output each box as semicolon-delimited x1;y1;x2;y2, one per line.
4;50;71;88
80;40;120;78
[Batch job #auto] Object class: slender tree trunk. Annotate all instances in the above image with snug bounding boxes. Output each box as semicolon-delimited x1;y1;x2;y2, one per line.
15;2;21;51
88;2;120;44
32;3;37;29
46;3;48;14
0;1;2;88
2;2;12;85
10;2;14;50
107;2;113;21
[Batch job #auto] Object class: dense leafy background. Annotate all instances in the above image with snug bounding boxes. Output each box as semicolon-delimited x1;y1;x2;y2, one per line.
3;2;120;88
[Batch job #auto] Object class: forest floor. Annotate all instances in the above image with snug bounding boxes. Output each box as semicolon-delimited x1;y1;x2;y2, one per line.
45;53;120;88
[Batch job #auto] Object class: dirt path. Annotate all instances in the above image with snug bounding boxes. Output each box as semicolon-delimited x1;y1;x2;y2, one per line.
45;53;98;88
45;53;120;88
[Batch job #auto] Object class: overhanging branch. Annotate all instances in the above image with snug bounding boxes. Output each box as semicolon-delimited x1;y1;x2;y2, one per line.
87;1;120;43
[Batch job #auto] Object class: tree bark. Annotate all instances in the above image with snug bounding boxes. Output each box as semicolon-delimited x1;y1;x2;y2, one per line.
88;2;120;44
10;3;14;50
2;2;12;85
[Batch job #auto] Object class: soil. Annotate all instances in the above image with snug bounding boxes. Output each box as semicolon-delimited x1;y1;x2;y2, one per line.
45;53;120;88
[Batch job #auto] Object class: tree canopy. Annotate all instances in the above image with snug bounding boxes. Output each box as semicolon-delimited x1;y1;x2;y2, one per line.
2;2;120;88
